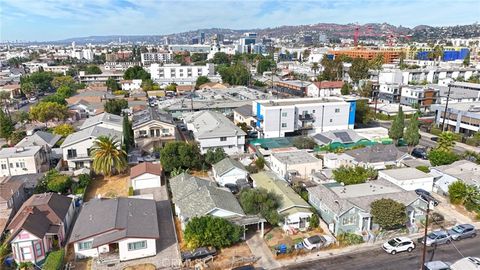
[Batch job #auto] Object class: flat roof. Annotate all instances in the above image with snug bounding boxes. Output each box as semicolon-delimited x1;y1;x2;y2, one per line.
259;97;346;107
272;150;320;165
330;181;401;199
379;167;432;181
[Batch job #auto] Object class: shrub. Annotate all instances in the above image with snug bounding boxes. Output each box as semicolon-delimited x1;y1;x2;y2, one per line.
128;186;134;196
415;166;430;173
255;157;265;170
184;216;242;249
332;165;377;185
310;212;319;228
78;174;91;188
448;181;467;205
43;249;65;270
292;137;317;149
238;188;281;225
47;174;72;194
113;90;128;96
338;232;364;246
428;149;458;166
371;198;407;230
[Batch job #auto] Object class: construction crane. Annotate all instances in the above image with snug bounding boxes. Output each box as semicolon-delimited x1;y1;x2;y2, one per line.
353;24;373;47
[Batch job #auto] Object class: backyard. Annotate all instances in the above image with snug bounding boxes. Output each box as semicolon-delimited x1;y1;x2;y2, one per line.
84;174;129;201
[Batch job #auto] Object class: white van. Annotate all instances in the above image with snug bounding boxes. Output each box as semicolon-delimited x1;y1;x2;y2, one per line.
450;257;480;270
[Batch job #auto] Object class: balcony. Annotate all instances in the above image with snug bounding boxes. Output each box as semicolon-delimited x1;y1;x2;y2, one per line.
297;124;313;130
298;113;314;121
66;154;91;161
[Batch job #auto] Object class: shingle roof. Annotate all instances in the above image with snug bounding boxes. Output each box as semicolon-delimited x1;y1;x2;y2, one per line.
80;112;123;130
311;129;366;145
212;158;246;177
132;107;174;129
344;144;408;164
15;131;61;148
69;197;159;246
233;104;253;117
169;173;244;219
130;162;162;179
251;171;310;213
61;126;122;147
184;110;246;139
432;160;480;186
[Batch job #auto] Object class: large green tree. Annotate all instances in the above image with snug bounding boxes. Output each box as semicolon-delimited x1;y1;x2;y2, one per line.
184;216;242;249
348;58;369;83
204;148;227;166
333;165;377;185
238;188;281;225
124;66;151;80
218;64;250;86
122;115;134;152
371;199;407;230
0;110;14;139
53;123;75;137
106;77;120;91
212;52;230;65
160;141;203;172
388;106;405;145
449;181;467;204
104;99;128;116
404;113;420;152
29;102;69;124
256;59;275;74
195;76;210;89
52;76;75;89
427;149;458;166
90;135;127;176
355;99;373;126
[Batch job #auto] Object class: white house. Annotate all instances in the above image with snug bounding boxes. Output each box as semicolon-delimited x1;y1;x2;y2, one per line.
0;146;48;177
212;158;248;186
79;112;124;132
130;162;162;190
184;111;246;155
61;126;122;171
121;79;142;91
430;160;480;195
270;150;323;181
306;81;344;97
69;197;159;262
8;193;75;265
379;167;435;192
322;153;355;169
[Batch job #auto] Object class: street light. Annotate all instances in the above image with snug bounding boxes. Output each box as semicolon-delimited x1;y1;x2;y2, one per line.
420;200;431;270
440;83;451;132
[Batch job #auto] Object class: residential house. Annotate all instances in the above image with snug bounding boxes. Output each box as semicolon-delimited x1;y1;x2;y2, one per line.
379;168;435;192
252;98;355;138
7;193;75;265
307;81;344;97
0;146;48;177
61;126;122;170
400;86;439;109
322;153;355;169
273;80;311;96
250;171;312;231
311;129;367;147
130;162;163;190
270;150;323;181
212;158;248;186
233;104;256;128
132;108;177;153
69;197;159;262
0;178;28;234
308;179;427;236
121;79;142;91
79;112;124;132
0;84;22;99
15;131;61;163
184;111;246;155
430;160;480;195
68;100;101;119
169;173;245;229
342;144;410;170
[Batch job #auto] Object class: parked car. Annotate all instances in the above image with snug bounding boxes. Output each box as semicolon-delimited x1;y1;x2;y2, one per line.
447;224;476;241
415;189;439;206
302;235;334;250
412;148;428;159
181;247;217;262
430;136;439;142
423;261;452;270
450;257;480;270
382;237;415;254
224;183;239;194
28;96;38;103
418;230;451;247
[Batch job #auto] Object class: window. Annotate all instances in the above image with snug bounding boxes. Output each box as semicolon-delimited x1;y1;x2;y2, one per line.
335;108;341;113
1;164;6;170
9;163;13;168
312;110;316;113
35;243;42;256
150;130;155;137
281;112;288;117
67;149;77;158
21;247;32;260
220;137;227;141
78;241;93;251
16;162;20;168
19;162;25;169
139;130;147;135
281;123;287;128
342;216;357;225
128;241;147;251
162;128;170;134
329;119;333;122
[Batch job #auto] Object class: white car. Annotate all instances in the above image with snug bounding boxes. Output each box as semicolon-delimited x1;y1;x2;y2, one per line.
382;237;415;255
302;235;335;250
29;96;38;103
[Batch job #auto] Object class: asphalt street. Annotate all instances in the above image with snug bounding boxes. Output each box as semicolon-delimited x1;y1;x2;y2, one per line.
287;236;479;270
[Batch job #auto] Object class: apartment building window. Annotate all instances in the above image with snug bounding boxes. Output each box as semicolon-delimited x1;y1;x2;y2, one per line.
9;163;13;168
19;162;25;169
128;240;147;251
1;164;5;170
335;108;340;113
220;137;227;141
281;112;288;117
330;119;333;122
281;123;287;128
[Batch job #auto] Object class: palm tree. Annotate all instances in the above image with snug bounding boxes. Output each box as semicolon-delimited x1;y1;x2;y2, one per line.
311;62;319;77
437;131;456;152
90;136;127;176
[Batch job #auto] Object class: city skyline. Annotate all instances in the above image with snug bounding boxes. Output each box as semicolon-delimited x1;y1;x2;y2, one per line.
1;0;479;42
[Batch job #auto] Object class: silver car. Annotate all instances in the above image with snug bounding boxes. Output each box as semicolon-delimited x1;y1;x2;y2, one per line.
448;224;476;241
419;230;451;247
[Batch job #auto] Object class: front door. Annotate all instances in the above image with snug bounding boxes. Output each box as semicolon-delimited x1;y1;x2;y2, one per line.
362;217;370;231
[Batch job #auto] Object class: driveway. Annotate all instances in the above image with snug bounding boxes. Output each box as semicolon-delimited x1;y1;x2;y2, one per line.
246;233;281;269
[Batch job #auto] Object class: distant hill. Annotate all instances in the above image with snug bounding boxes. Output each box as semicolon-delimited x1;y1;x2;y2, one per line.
45;22;480;45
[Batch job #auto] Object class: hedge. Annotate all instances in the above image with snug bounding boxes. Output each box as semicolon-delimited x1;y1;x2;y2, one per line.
43;250;64;270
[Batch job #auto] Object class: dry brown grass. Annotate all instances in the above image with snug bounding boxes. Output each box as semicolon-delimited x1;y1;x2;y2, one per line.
265;227;324;249
84;174;129;201
190;170;209;179
207;242;254;270
123;263;156;270
174;217;187;250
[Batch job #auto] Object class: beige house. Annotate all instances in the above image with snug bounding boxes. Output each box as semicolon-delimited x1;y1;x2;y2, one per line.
132;108;177;153
270;150;323;181
233;104;255;126
0;146;48;177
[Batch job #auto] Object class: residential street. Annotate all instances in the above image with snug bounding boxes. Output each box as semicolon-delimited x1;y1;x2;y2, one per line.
286;237;479;270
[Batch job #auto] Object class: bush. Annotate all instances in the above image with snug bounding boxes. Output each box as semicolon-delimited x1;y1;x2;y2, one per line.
184;216;242;249
338;232;364;246
78;174;91;188
255;157;265;170
43;249;65;270
428;149;459;166
310;212;319;228
332;165;377;185
53;124;75;137
47;173;72;194
415;166;430;173
292;137;317;149
448;181;467;205
113;90;128;96
128;186;134;196
371;198;407;230
238;188;281;225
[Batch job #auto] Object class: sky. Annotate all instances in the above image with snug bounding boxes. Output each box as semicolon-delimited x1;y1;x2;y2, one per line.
1;0;479;42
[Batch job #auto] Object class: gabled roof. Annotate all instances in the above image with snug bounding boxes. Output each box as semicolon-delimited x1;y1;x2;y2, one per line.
7;193;72;239
233;104;253;118
15;131;61;148
431;160;480;186
213;158;246;177
251;171;310;213
80;112;123;130
69;197;159;246
184;111;246;139
311;129;366;145
132;107;174;129
61;126;122;148
130;162;162;179
344;144;408;164
169;173;244;219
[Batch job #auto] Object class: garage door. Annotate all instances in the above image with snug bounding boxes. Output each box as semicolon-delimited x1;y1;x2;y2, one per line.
133;178;161;190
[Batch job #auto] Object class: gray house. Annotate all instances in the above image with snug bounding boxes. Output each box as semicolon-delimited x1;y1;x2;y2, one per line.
307;179;427;236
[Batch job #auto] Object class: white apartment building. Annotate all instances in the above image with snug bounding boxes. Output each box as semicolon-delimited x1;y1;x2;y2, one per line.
149;63;215;86
121;79;142;91
104;62;140;71
0;146;47;177
252;98;355;138
378;67;478;85
184;111;246;155
140;52;172;65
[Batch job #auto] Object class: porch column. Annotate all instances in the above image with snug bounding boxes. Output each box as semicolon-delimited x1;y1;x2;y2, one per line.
261;221;264;238
243;225;246;240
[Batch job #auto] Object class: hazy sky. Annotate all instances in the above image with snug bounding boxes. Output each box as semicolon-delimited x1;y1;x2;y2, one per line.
1;0;479;41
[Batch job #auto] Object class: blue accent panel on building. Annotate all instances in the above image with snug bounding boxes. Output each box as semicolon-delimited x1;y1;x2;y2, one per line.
256;102;263;127
348;100;356;126
416;48;469;61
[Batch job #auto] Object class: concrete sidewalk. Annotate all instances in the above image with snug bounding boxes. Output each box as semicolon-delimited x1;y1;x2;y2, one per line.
246;234;281;269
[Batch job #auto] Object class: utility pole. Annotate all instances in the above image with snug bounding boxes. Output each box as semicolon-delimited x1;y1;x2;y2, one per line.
420;201;431;270
441;84;452;132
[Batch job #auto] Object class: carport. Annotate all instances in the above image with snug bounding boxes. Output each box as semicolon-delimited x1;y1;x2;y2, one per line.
229;215;267;240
